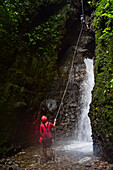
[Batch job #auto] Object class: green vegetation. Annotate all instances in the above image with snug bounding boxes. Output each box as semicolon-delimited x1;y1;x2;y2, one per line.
89;0;113;161
0;0;70;154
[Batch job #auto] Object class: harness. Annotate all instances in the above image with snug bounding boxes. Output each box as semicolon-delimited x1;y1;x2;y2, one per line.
43;122;49;130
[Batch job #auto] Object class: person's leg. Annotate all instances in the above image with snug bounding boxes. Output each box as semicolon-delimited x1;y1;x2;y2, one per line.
49;148;54;161
43;148;47;160
86;22;89;29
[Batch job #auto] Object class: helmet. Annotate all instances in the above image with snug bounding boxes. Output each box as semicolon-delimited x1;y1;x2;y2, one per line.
80;14;83;17
41;116;47;122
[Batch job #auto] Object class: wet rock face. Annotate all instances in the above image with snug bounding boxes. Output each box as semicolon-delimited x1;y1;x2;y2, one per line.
92;129;113;163
39;8;95;139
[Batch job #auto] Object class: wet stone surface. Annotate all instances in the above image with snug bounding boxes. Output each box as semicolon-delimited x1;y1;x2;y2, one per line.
0;143;113;170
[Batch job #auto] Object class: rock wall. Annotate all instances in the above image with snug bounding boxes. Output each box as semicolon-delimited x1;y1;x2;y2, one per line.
0;2;70;155
89;0;113;163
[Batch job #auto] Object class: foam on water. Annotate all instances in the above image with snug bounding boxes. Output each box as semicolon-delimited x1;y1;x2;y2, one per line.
56;141;93;153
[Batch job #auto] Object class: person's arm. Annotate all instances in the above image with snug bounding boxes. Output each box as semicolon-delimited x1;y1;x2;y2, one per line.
49;119;56;128
54;119;56;126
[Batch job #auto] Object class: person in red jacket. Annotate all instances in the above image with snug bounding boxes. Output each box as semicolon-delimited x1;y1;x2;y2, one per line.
40;116;56;161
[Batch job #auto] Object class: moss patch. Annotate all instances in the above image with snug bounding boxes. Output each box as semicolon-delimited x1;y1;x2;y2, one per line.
89;0;113;163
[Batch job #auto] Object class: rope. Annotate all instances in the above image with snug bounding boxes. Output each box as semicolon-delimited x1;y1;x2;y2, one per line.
82;0;84;16
55;24;83;120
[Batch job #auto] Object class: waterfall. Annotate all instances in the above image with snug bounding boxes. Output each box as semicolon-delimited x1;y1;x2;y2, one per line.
76;58;94;142
55;58;94;153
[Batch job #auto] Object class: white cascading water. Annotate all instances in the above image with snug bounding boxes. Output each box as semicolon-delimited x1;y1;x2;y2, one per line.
56;58;94;153
76;58;94;142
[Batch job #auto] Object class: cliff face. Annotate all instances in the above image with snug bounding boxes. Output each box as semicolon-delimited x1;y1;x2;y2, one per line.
89;0;113;163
